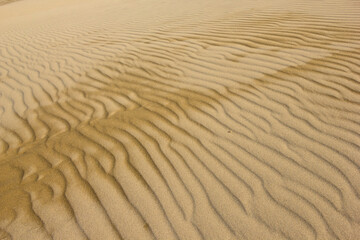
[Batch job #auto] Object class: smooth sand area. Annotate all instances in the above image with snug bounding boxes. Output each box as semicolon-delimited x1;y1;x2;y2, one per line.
0;0;360;239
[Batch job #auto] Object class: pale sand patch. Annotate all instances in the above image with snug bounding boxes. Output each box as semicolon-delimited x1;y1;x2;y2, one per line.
0;0;360;239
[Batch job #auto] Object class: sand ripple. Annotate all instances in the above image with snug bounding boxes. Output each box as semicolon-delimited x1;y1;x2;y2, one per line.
0;0;360;239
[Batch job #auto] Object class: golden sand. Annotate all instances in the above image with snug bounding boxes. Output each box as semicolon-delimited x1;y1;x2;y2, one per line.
0;0;360;239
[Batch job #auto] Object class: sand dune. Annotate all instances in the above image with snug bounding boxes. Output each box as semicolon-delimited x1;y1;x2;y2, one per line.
0;0;360;239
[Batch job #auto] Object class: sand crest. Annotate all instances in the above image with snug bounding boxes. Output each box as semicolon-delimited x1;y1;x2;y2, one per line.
0;0;360;239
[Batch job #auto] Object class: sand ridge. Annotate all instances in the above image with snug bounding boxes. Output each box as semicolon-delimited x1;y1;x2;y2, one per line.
0;0;21;6
0;0;360;239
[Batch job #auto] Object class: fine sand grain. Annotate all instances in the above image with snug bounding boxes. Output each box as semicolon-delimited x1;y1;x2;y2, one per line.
0;0;360;239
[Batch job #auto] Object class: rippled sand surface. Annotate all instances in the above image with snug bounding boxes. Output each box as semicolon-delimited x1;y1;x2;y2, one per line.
0;0;360;239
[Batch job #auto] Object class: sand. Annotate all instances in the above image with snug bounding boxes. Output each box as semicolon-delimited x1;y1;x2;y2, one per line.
0;0;360;239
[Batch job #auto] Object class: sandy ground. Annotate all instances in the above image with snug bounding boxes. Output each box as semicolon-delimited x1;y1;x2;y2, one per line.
0;0;360;239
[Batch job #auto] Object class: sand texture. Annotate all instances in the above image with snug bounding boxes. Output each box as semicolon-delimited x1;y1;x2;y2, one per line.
0;0;360;239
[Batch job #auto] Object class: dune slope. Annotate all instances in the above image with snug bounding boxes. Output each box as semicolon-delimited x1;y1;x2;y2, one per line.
0;0;360;239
